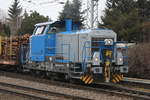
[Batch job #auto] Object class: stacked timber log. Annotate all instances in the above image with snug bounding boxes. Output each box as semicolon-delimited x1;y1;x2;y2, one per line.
0;34;30;65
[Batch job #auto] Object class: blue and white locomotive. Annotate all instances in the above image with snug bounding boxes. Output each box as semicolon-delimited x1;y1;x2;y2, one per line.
22;20;128;84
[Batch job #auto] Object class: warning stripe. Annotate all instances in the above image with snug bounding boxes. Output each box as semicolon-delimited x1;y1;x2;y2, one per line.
80;75;94;84
112;79;117;83
116;75;122;81
83;75;89;82
112;74;124;83
112;75;117;83
114;77;120;82
80;76;84;80
84;76;92;84
88;78;94;84
120;74;123;80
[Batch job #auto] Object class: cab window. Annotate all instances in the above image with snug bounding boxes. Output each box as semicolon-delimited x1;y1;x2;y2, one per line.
48;27;57;34
34;26;46;35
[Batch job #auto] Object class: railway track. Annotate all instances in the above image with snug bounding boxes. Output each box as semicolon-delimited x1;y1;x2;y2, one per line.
0;81;91;100
122;77;150;89
123;77;150;85
94;83;150;100
0;70;150;100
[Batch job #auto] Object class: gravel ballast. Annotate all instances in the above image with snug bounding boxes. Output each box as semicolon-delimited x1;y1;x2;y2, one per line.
0;76;133;100
0;92;36;100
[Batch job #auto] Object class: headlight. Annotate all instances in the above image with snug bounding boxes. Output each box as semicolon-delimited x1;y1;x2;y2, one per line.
49;57;53;61
104;39;113;45
95;57;99;62
119;58;123;62
116;51;123;65
92;52;100;65
117;57;123;65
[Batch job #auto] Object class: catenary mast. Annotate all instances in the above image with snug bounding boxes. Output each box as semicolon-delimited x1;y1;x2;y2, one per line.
86;0;99;29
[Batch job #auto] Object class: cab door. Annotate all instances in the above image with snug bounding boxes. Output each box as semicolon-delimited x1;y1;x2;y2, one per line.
30;25;47;62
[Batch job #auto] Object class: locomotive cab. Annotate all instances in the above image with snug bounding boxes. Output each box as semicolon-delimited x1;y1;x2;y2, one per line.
30;22;56;62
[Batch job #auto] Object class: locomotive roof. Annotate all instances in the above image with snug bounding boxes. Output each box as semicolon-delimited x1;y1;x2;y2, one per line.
35;22;53;26
59;29;116;36
35;21;116;37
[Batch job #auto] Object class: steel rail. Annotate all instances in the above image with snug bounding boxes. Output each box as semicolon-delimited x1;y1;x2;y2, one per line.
122;77;150;89
0;81;91;100
93;83;150;100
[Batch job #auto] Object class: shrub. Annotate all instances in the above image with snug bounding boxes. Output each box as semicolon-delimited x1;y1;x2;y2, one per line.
128;43;150;79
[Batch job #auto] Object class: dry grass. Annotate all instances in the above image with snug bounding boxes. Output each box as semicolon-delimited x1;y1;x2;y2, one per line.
128;43;150;79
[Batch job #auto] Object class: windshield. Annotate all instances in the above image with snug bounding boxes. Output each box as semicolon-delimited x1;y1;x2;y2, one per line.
34;26;46;35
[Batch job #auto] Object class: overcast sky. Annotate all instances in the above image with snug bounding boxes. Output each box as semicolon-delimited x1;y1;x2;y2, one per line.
0;0;106;21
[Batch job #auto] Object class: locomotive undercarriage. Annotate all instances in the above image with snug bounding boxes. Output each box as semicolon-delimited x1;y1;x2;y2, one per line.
21;59;126;84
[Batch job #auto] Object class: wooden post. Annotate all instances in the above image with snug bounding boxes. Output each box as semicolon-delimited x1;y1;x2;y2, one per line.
9;36;12;59
0;36;2;55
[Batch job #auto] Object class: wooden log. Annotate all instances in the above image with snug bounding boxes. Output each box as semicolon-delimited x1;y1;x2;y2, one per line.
0;34;30;65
